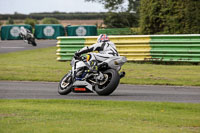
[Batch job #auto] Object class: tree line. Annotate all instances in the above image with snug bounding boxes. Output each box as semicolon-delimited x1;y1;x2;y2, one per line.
0;12;106;20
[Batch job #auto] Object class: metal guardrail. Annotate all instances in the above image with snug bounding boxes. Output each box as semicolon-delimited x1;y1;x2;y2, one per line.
57;35;200;62
57;37;85;60
149;35;200;62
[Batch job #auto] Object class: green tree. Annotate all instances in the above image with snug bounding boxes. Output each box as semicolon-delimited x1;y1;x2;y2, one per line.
85;0;139;12
104;12;138;28
140;0;200;34
85;0;140;28
24;18;38;27
41;17;59;24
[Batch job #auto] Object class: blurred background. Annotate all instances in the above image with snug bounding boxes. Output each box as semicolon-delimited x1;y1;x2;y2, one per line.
0;0;199;36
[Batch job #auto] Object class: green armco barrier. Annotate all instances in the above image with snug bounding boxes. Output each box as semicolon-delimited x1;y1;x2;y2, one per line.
57;35;151;61
66;25;97;36
56;34;200;62
1;25;32;40
149;35;200;62
57;37;85;60
34;24;65;39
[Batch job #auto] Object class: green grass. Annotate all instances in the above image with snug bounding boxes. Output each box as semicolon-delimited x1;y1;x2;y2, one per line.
121;62;200;86
0;99;200;133
0;47;68;82
0;46;200;86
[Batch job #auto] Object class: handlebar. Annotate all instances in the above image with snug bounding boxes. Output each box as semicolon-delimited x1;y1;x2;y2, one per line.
73;55;86;61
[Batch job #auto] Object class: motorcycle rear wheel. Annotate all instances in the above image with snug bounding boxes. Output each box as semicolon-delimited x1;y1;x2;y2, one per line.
95;69;120;96
31;41;37;46
30;38;37;46
58;72;73;95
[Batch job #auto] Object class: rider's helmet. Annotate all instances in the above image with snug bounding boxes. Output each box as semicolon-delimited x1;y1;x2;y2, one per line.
97;34;109;43
19;27;27;36
20;27;26;32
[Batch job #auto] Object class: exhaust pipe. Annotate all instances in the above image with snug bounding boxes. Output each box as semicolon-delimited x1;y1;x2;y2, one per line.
119;72;126;79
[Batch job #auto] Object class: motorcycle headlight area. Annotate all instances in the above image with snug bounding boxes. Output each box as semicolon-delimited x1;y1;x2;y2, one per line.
114;56;127;66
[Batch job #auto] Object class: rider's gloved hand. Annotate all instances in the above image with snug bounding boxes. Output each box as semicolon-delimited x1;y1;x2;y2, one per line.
74;51;81;58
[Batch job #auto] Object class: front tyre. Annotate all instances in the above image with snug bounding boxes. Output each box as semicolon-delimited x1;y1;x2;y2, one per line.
95;69;120;96
58;72;73;95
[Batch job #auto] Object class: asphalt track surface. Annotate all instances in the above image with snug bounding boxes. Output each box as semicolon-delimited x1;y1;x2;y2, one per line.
0;81;200;103
1;40;200;103
0;40;57;53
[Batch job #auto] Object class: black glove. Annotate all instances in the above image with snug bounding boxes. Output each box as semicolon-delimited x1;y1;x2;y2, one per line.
74;51;81;57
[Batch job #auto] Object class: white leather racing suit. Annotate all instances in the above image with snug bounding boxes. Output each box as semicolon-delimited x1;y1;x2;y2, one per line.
77;41;119;62
20;27;28;37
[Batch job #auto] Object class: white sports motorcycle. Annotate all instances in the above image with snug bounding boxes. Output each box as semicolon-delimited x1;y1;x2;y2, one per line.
58;54;127;96
19;27;37;46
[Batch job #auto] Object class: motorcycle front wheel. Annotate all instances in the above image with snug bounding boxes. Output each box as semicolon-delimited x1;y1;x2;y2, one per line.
58;72;73;95
95;69;120;96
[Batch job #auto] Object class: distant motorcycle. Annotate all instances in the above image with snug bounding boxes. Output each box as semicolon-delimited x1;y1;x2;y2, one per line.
19;27;37;46
58;54;127;96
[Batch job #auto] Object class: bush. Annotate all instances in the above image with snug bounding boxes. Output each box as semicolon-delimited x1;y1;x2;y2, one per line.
104;12;138;28
24;18;38;28
6;17;14;25
41;17;59;24
139;0;200;34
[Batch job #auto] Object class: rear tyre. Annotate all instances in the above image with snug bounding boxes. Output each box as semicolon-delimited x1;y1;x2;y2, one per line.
58;72;73;95
95;69;120;96
31;38;37;46
32;41;37;46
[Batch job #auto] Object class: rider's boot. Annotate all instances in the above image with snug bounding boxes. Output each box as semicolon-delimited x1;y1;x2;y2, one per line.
87;60;98;73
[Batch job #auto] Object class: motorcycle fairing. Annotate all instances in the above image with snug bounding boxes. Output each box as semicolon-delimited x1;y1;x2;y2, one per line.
72;80;94;93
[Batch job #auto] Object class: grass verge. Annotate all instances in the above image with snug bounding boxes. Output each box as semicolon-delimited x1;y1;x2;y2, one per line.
0;47;68;82
0;46;200;86
0;99;200;133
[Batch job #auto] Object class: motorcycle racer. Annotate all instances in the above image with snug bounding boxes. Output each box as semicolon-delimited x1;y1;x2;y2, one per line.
19;27;37;46
58;35;127;96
